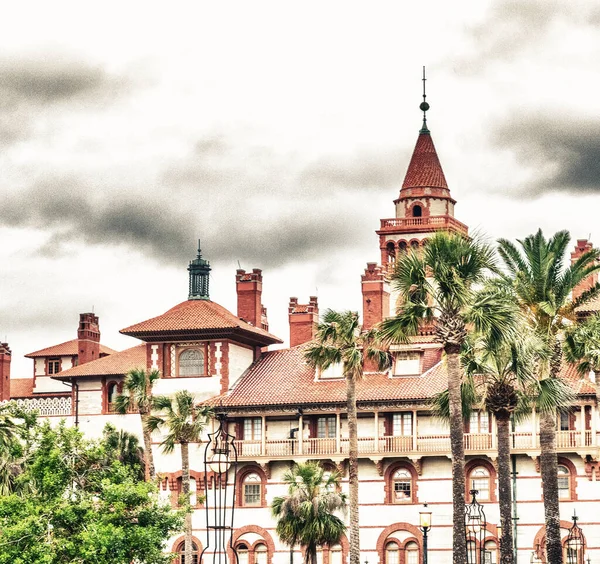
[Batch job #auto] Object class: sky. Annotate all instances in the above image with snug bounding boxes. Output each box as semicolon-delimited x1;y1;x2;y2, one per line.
2;0;600;378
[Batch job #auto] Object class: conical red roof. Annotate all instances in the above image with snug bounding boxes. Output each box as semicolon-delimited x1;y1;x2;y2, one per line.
399;130;449;195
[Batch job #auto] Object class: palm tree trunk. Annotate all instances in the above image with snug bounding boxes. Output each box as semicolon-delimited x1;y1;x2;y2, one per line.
539;411;563;564
496;413;514;564
140;410;156;481
346;371;360;564
305;542;317;564
446;348;467;564
182;441;193;564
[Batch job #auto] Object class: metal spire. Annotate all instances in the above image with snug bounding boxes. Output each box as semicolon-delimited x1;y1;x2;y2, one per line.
420;66;430;133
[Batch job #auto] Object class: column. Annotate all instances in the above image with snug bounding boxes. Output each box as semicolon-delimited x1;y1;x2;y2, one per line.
592;404;597;446
491;414;497;450
374;411;379;452
581;405;586;447
336;412;341;454
531;409;537;448
261;415;266;455
298;414;303;455
412;410;417;452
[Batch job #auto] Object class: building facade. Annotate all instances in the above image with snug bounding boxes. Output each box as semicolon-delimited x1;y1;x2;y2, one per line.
4;107;600;564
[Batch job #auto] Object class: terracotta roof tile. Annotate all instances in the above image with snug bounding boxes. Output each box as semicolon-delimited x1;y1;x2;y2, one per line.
10;378;34;398
575;295;600;314
120;300;282;345
209;345;447;408
401;131;449;191
55;345;147;378
25;339;117;358
560;361;597;394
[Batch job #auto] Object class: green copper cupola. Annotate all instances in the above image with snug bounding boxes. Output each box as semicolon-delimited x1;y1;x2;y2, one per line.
188;240;211;300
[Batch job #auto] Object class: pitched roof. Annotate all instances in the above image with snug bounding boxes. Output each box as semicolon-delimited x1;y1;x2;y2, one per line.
10;378;34;398
55;345;147;379
25;339;117;358
120;300;283;346
575;295;600;314
560;361;597;395
208;345;447;409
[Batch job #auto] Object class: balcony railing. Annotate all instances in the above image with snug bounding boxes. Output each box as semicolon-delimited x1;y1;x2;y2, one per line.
379;215;469;234
233;430;599;460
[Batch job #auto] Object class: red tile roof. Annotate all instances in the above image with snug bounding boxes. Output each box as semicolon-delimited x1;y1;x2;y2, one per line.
575;295;600;314
560;361;597;394
55;345;147;379
25;339;117;358
209;345;448;408
400;131;449;192
10;378;34;398
120;300;282;346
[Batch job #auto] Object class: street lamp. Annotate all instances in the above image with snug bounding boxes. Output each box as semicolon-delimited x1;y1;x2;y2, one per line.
465;490;486;564
419;503;432;564
566;510;586;564
201;413;239;564
530;542;543;564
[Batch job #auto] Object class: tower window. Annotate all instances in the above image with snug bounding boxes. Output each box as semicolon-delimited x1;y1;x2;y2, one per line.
412;205;422;217
178;348;206;377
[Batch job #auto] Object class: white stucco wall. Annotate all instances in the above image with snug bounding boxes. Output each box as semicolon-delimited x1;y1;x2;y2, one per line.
229;343;255;383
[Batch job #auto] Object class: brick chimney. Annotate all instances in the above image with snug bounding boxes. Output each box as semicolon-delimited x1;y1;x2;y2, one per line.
236;269;268;329
0;342;11;401
361;263;390;330
571;239;599;303
78;313;100;365
289;296;319;347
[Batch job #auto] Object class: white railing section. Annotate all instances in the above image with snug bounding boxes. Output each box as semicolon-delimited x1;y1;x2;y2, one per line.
0;397;72;416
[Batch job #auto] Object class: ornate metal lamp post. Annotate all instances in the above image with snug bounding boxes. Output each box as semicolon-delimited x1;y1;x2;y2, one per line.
566;511;586;564
201;413;239;564
419;503;432;564
465;490;486;564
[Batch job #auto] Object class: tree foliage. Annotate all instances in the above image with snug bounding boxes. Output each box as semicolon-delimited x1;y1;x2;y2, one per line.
0;414;183;564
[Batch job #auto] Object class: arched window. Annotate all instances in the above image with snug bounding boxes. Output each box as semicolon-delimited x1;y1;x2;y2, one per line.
405;541;419;564
392;468;412;503
242;472;262;506
255;543;268;564
386;242;396;265
557;465;570;500
484;540;498;564
412;205;422;217
410;240;419;250
106;382;119;412
176;541;199;564
237;543;249;564
330;544;342;564
385;542;399;564
469;467;490;501
179;348;205;376
398;241;408;254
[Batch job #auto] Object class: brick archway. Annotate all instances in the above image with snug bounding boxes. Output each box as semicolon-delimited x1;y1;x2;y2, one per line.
532;521;586;564
230;525;276;564
171;535;203;564
376;522;423;564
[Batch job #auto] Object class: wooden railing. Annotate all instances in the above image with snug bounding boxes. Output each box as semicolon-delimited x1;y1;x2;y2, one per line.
233;431;598;460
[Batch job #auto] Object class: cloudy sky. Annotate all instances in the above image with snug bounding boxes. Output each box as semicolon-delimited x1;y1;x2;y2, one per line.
2;0;600;377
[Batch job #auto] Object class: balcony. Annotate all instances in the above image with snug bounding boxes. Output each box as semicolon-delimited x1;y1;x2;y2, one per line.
377;215;469;235
233;430;600;461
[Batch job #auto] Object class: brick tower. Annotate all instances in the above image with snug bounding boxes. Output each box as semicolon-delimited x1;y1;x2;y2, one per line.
77;313;100;365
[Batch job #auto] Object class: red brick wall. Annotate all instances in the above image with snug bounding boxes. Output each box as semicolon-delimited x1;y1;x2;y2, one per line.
0;343;11;401
77;313;101;365
571;239;598;302
361;263;390;330
288;297;318;347
236;269;263;327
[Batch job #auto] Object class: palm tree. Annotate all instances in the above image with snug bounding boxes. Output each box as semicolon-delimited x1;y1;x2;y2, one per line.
114;367;160;481
305;310;391;564
272;461;347;564
379;232;513;564
564;313;600;378
146;390;212;564
497;229;600;564
102;423;146;480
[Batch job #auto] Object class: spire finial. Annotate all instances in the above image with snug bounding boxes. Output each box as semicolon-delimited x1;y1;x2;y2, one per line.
197;238;202;256
419;66;430;133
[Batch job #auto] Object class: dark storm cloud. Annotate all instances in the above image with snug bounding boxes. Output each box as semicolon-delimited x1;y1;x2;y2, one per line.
491;114;600;197
455;0;600;70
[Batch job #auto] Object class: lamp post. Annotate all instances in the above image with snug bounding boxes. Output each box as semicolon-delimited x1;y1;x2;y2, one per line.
419;503;432;564
201;412;239;564
465;490;486;564
566;510;586;564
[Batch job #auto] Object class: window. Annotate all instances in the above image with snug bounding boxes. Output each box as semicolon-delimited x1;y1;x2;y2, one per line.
559;412;571;431
483;541;497;564
558;465;570;499
392;468;412;503
393;352;420;376
242;472;262;506
410;240;419;250
412;205;422;217
398;241;408;254
317;416;336;439
405;541;419;564
385;542;399;564
177;541;199;564
178;348;205;376
330;544;342;564
244;418;262;441
237;544;249;564
386;242;396;265
392;413;412;436
320;362;344;379
470;467;490;501
255;544;267;564
107;382;118;412
48;358;60;375
470;411;490;433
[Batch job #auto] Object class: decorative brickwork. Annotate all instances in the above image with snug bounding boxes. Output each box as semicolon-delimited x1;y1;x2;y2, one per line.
236;268;265;329
230;525;275;564
288;296;319;347
0;342;11;401
236;464;268;507
361;263;390;330
77;313;101;365
376;523;422;564
383;461;419;504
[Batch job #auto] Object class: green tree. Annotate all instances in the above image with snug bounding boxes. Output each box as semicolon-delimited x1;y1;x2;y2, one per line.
0;420;183;564
564;313;600;379
379;232;513;564
305;310;390;564
272;461;347;564
497;229;600;564
102;423;146;481
114;367;161;481
146;391;212;564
